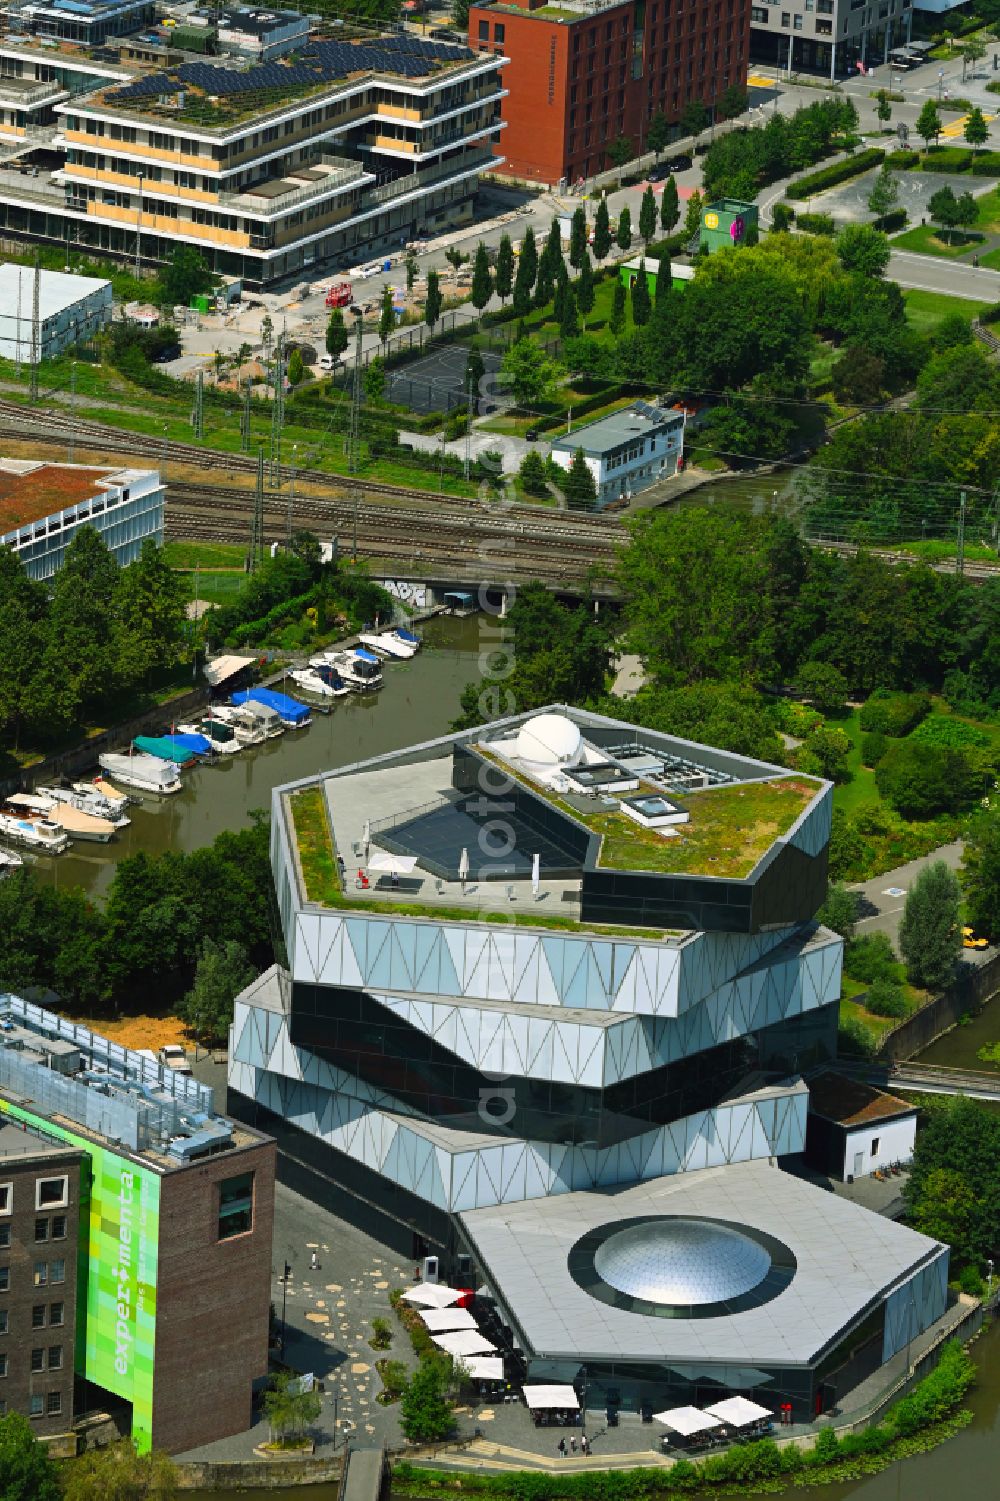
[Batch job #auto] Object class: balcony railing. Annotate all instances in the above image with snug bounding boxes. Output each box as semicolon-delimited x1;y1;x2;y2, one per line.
220;153;370;216
371;149;493;205
0;77;66;107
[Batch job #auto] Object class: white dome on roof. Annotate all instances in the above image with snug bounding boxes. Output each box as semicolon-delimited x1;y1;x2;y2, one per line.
594;1219;771;1306
516;713;583;767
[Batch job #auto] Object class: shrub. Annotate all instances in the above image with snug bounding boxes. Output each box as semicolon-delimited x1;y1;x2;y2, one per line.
865;978;909;1018
817;881;860;938
796;211;836;235
886;149;920;169
839;1013;877;1059
920;147;973;172
876;739;986;817
771;698;824;738
909;713;991;753
788;148;885;199
844;932;901;984
887;1339;975;1436
771;202;795;230
370;1316;393;1350
971;152;1000;175
860;689;931;737
878;207;908;232
861;730;888;768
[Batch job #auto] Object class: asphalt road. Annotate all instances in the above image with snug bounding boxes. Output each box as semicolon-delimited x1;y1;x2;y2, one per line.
850;842;965;946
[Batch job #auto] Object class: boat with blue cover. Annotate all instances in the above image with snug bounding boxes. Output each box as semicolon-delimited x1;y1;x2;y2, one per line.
232;686;312;729
166;731;214;758
133;735;197;765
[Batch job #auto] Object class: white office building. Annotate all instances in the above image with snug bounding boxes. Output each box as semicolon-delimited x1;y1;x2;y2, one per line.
0;459;164;579
0;266;112;364
549;401;686;510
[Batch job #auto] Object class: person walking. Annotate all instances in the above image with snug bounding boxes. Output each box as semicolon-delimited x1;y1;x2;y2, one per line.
581;1434;589;1456
310;1250;319;1271
558;1438;567;1457
570;1435;577;1454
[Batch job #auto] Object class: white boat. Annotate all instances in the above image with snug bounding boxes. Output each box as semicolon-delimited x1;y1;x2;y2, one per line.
38;784;130;830
358;631;416;660
391;627;422;653
223;699;284;739
305;660;351;697
292;667;343;699
0;847;24;874
83;777;137;810
28;791;117;843
326;649;383;691
177;719;241;756
210;705;266;746
0;811;70;853
99;752;183;796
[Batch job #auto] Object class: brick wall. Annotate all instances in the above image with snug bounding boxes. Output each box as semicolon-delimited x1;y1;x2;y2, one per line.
151;1137;276;1453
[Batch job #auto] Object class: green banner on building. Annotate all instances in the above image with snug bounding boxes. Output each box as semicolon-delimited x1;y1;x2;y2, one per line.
0;1098;160;1451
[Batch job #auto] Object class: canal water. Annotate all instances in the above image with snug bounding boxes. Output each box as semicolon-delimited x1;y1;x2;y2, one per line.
181;1320;1000;1501
28;613;484;902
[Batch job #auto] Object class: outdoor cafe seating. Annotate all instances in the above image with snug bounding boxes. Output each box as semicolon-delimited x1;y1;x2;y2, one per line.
654;1398;774;1453
523;1384;581;1427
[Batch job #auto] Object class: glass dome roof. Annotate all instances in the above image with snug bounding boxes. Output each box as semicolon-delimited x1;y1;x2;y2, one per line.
593;1218;772;1306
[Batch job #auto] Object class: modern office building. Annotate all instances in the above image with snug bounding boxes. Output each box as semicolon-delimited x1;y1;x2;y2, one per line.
0;23;507;286
467;0;750;186
0;266;113;363
0;459;164;580
749;0;914;79
228;705;950;1419
0;1121;83;1437
549;401;686;508
0;993;276;1453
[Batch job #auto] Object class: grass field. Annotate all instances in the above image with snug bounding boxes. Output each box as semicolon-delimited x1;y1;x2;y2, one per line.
833;708;880;817
891;224;983;259
162;541;246;569
980;245;1000;270
902;288;994;333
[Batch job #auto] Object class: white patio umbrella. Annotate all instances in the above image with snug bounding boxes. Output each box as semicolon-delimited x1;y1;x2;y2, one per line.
400;1284;463;1309
531;851;540;898
703;1396;773;1427
432;1329;497;1358
653;1406;721;1436
368;850;419;875
419;1307;477;1333
458;846;470;886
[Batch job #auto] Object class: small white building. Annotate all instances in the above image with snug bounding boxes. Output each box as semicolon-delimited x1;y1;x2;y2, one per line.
215;7;310;61
805;1071;918;1184
0;266;112;363
549;401;685;511
0;460;164;580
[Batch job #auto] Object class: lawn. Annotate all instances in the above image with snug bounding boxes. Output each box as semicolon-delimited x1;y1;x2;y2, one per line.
902;289;994;334
973;186;1000;231
162;541;247;569
980;245;1000;271
891;224;983;259
833;708;880;817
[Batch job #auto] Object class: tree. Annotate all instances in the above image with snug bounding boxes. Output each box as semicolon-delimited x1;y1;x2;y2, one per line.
660;174;680;235
378;283;395;346
325;308;348;359
424;268;442;330
262;1372;322;1448
954;190;978;236
61;1441;177;1501
563;448;598;511
680;100;710;138
607;681;784;763
405;255;417;292
470;241;492;320
816;882;860;939
512;227;536;315
965;105;989;152
639;185;657;246
0;1413;61;1501
500;337;558;407
452;0;469;25
159;246;211;307
899;860;962;992
916;99;942;150
963;806;1000;940
876;740;985;818
796;724;851;782
908;1166;977;1250
569;206;588;269
876;90;892;127
771;202;794;232
835;222;891;276
286;347;304;386
593;197;611;261
518;448;548;498
260;313;273;359
559;280;579;339
495;233;514;305
903;1095;1000;1263
364;355;386;403
961;37;987;82
832;343;886;404
609;135;633;169
616;205;632;252
719;84;748;121
684;189;704;241
867;164;899;224
0;548;48;748
609;279;627;336
180;936;255;1048
797;661;848;716
400;1357;454;1443
928;185;963;245
49;526;120;708
648;111;669;156
576;250;595;325
630;266;651;327
114;539;187;688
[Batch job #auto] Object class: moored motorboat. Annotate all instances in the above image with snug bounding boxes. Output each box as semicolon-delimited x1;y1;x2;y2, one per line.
177;718;241;756
0;809;70;853
31;790;118;843
0;847;24;874
358;631;416;660
224;696;284;740
82;777;137;810
210;705;267;746
304;661;351;697
232;686;311;730
327;649;383;691
391;626;421;652
290;667;338;698
39;783;131;830
99;752;183;796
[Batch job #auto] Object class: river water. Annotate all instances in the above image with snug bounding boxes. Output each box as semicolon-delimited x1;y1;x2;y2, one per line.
29;613;484;902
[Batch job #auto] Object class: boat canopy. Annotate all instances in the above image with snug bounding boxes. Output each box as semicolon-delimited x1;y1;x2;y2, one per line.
395;628;420;644
169;732;213;755
134;735;196;765
234;687;310;724
355;649;380;665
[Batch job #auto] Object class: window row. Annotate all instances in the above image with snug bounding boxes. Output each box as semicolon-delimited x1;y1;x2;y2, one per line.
0;1176;69;1216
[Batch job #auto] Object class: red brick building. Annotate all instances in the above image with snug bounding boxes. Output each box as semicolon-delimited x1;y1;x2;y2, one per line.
468;0;751;186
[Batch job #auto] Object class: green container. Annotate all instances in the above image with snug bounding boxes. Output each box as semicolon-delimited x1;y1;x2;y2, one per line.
190;293;212;313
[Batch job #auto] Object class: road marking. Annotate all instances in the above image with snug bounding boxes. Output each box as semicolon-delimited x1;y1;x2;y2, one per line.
939;112;996;139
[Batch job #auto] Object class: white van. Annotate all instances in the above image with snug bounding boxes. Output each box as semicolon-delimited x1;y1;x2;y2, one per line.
318;353;337;371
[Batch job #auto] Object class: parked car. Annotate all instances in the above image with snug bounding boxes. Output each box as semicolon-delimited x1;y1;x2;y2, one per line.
667;154;692;172
647;162;670;182
318;353;339;371
151;343;181;363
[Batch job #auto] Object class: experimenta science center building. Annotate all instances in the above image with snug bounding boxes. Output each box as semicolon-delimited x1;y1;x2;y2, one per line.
228;706;949;1418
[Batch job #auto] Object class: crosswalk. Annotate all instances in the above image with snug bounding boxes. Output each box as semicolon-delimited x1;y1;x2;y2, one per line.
939;111;996;139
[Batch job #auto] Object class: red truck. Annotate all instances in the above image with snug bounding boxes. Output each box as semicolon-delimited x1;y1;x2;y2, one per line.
325;281;352;308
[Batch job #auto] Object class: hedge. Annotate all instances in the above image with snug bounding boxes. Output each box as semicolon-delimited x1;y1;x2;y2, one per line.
878;208;908;232
796;212;836;236
971;152;1000;175
787;148;885;199
886;149;920;169
920;148;973;172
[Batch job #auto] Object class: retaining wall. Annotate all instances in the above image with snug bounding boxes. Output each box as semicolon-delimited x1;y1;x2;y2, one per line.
175;1455;343;1490
882;953;1000;1061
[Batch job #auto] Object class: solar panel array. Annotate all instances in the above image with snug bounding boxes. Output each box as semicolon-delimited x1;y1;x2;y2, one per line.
107;32;476;105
